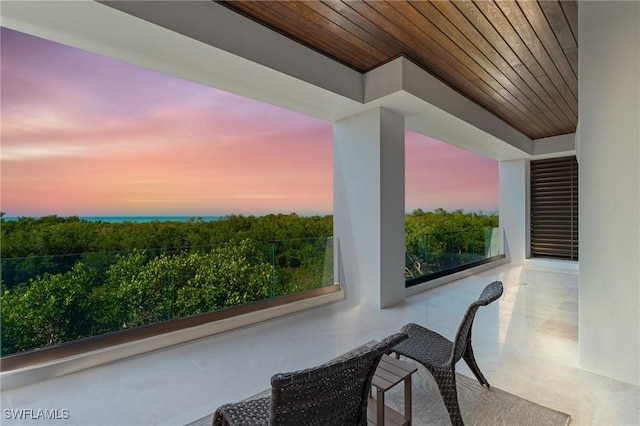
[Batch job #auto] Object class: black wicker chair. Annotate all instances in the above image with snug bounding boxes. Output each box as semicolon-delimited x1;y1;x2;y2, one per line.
213;332;407;426
391;280;503;426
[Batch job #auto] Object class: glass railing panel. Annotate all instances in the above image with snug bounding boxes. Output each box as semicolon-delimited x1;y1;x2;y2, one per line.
405;228;503;283
267;237;335;297
0;237;334;356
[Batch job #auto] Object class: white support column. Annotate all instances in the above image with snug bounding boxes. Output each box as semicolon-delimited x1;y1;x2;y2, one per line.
498;159;529;263
334;107;405;309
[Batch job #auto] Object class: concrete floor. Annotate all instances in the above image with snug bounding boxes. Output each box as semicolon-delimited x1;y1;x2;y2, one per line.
1;263;638;425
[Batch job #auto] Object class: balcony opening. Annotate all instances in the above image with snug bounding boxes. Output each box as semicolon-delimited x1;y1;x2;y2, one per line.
404;130;503;286
0;27;336;370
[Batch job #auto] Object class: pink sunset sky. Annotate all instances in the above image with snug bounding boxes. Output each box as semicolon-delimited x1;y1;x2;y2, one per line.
1;27;498;217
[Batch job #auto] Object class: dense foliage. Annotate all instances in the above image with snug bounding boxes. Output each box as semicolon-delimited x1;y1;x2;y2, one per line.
0;214;333;355
1;241;275;354
405;209;499;278
0;210;496;356
0;213;333;259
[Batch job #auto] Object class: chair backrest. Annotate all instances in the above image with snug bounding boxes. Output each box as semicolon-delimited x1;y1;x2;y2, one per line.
268;332;407;425
451;280;503;363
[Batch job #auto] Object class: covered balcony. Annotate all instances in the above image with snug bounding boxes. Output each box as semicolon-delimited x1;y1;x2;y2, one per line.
1;1;638;425
2;263;638;425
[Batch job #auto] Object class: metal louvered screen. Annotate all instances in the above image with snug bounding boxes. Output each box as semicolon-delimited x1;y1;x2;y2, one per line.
530;156;579;261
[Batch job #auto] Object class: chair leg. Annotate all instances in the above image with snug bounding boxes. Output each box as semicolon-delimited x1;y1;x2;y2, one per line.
429;367;464;426
462;345;490;388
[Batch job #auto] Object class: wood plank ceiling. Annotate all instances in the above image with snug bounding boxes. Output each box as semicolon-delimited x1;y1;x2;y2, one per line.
218;0;578;140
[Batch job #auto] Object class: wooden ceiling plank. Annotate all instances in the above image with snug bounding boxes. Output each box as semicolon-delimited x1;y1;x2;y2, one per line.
219;2;349;65
321;1;409;66
517;1;578;95
537;74;577;126
431;1;565;128
473;1;577;124
472;1;543;76
367;1;549;136
559;0;579;48
345;1;455;77
309;1;403;61
495;1;578;113
223;1;377;70
413;1;564;135
538;2;577;52
542;0;578;77
453;1;576;131
347;1;541;137
565;50;578;79
512;64;575;131
286;1;390;64
406;2;556;136
266;0;384;70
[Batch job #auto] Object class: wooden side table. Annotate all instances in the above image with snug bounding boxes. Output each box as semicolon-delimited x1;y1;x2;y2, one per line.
367;354;418;426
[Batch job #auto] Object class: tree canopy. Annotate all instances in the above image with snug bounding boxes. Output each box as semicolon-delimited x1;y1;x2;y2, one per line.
0;210;496;356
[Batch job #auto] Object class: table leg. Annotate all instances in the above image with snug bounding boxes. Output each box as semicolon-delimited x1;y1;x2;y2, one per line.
404;376;412;425
376;386;385;426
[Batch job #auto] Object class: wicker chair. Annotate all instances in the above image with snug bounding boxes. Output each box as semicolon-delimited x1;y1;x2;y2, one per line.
213;332;408;426
391;280;503;426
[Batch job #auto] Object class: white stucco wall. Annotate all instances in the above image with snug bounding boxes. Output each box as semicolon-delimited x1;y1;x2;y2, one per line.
334;108;406;309
578;1;640;386
499;160;529;263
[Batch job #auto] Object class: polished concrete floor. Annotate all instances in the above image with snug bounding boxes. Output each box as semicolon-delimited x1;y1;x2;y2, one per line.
2;263;638;425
